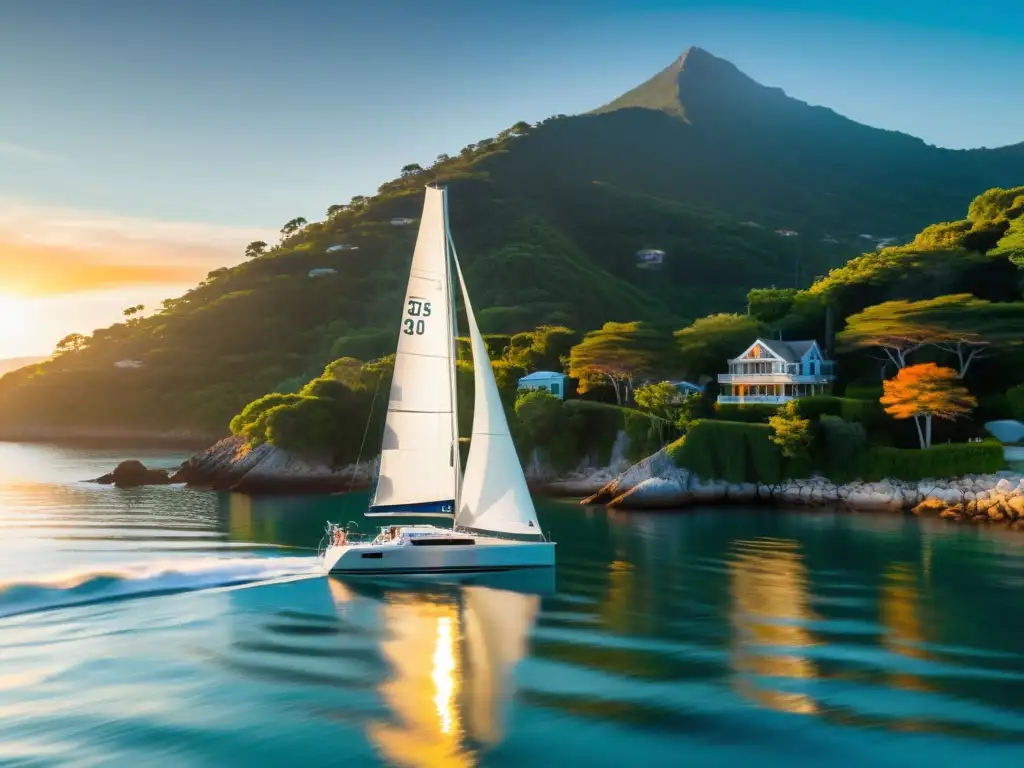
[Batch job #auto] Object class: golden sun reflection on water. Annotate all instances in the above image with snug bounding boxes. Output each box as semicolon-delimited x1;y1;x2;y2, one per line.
728;538;820;715
327;581;540;768
433;616;457;735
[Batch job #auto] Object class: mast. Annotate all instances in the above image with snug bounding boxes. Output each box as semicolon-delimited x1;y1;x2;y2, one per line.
442;186;462;529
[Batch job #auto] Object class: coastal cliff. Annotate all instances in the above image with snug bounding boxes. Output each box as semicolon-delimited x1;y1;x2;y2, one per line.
584;446;1024;530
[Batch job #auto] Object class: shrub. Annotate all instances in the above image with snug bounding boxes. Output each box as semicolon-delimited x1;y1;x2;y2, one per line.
713;403;780;423
861;439;1004;481
818;415;868;483
768;401;811;459
844;383;884;401
794;395;885;428
673;419;784;484
1007;384;1024;421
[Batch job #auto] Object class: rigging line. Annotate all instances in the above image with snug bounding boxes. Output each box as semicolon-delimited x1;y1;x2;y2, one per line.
346;368;383;496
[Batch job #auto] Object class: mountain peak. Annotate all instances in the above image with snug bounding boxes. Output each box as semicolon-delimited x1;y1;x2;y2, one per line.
592;48;776;120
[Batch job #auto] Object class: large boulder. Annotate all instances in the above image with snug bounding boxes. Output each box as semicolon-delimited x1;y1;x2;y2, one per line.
91;460;176;488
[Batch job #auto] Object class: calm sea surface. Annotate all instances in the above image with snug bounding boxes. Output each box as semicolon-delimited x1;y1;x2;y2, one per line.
2;443;1024;766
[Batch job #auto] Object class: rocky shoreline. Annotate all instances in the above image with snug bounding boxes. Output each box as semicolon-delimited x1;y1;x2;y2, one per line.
88;433;635;495
84;434;1024;531
582;446;1024;530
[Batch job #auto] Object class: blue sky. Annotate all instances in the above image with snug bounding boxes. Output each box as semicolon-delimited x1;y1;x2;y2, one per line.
0;0;1021;354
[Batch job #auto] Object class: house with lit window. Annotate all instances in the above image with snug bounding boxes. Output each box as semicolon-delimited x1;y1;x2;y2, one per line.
717;339;836;405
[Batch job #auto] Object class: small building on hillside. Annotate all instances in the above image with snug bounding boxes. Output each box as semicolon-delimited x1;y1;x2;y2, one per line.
326;243;358;252
635;249;665;269
669;381;703;397
775;229;799;237
308;268;338;278
717;338;835;405
390;217;416;226
114;360;144;369
517;371;568;400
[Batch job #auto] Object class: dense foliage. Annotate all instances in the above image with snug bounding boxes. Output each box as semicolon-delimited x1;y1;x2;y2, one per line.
5;47;1024;436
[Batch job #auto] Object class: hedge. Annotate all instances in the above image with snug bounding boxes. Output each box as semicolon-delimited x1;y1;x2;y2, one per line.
794;395;886;430
713;403;780;423
671;418;1004;485
672;419;785;484
860;439;1005;482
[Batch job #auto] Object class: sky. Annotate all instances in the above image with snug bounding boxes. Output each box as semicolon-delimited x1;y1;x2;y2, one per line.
0;0;1022;357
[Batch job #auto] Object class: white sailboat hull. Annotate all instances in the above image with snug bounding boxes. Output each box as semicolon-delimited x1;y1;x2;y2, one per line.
322;534;555;576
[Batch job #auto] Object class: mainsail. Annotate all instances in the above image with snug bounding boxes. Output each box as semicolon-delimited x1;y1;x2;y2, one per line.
451;246;543;538
368;186;459;516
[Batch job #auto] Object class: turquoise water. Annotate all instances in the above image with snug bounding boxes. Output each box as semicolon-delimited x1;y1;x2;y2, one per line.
2;443;1024;766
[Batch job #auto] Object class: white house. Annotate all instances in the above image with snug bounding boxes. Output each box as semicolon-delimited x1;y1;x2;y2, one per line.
390;217;416;226
717;338;836;405
326;243;358;252
517;371;568;400
114;360;144;369
308;268;338;278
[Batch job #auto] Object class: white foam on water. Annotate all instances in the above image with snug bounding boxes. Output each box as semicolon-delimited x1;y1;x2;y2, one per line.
0;555;324;619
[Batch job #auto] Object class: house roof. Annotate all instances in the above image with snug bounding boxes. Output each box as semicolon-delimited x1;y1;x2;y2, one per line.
754;338;822;362
519;371;567;381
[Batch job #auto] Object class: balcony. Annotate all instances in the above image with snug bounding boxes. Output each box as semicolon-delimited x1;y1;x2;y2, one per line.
717;395;791;405
718;373;834;385
724;361;837;377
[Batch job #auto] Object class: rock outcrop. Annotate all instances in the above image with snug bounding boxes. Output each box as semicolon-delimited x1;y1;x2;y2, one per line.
587;453;1024;530
90;459;177;488
169;436;377;494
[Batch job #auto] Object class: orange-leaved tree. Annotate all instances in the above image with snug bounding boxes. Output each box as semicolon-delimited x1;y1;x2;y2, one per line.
880;363;976;449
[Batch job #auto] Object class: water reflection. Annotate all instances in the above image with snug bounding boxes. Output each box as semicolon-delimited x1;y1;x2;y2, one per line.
329;575;549;766
881;562;934;694
728;538;819;715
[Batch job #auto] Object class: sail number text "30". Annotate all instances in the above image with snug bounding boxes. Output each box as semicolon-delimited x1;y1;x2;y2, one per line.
403;298;432;335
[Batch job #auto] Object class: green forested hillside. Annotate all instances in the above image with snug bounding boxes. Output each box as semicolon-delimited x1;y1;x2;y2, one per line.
1;48;1022;435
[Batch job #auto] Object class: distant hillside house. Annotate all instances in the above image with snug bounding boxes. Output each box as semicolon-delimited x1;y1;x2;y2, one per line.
308;268;338;278
718;339;835;405
326;243;358;252
517;371;568;400
114;360;144;369
775;229;799;237
390;217;416;226
635;249;665;269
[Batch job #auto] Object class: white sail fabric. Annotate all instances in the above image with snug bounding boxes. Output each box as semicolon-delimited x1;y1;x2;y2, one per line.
451;252;543;537
369;187;458;515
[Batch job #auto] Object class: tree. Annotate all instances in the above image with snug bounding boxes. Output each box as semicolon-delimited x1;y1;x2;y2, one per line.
880;363;977;449
768;400;811;458
434;154;451;165
350;195;367;207
634;380;685;441
244;240;268;259
568;321;670;405
326;204;346;218
54;333;88;355
280;217;307;240
634;381;683;422
838;294;1024;377
400;164;424;178
674;313;760;380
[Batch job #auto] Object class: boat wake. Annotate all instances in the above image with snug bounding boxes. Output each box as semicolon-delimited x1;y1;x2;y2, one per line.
0;556;322;620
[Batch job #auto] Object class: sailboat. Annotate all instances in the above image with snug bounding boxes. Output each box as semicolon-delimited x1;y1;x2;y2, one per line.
320;185;556;576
